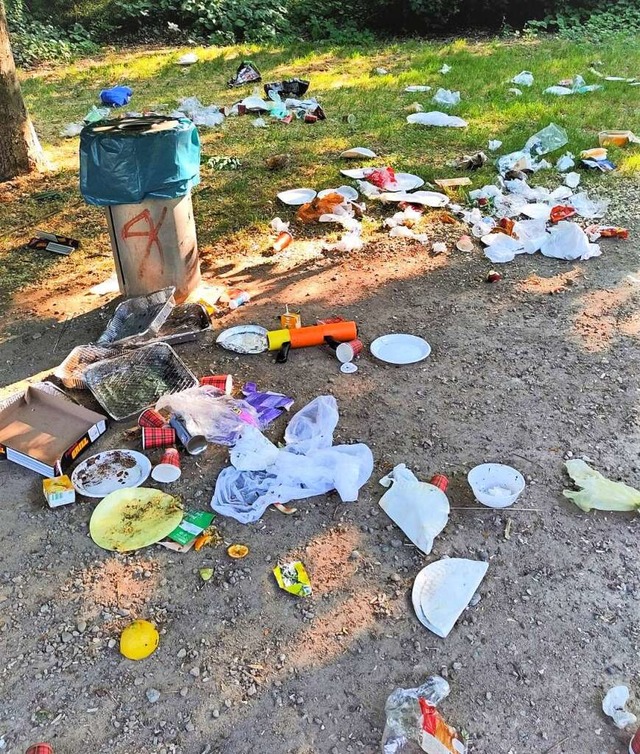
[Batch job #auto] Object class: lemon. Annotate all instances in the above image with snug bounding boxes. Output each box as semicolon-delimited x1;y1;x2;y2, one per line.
119;619;159;660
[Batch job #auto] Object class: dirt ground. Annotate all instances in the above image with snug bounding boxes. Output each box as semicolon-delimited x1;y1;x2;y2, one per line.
1;186;640;754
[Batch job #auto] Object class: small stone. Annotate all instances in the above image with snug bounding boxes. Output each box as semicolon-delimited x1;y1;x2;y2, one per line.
452;661;463;671
108;639;116;649
180;687;188;697
185;721;195;732
485;691;492;701
390;539;403;548
469;592;481;607
189;666;200;677
349;550;361;561
177;648;187;659
224;699;232;708
212;709;220;718
76;620;87;634
146;688;161;704
61;632;73;643
389;573;402;583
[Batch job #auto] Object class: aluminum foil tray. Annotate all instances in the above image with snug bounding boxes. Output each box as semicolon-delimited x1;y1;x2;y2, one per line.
55;344;125;389
96;287;176;346
84;343;197;421
151;303;212;345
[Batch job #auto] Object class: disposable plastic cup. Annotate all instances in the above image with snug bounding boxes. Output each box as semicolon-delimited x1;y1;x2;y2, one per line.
467;463;525;508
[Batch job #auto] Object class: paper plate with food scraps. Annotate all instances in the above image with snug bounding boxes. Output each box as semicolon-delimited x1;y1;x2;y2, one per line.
71;449;152;498
216;325;269;354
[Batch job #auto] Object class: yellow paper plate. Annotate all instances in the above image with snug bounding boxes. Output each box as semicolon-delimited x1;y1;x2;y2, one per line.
90;487;183;552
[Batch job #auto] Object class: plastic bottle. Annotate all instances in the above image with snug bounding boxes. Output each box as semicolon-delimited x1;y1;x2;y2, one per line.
228;291;251;310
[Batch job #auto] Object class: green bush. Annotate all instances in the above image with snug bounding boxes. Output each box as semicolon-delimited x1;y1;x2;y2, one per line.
6;0;640;62
5;0;97;67
108;0;289;43
528;0;640;40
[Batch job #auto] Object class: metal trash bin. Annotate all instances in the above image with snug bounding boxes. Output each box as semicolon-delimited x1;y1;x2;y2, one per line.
80;116;202;302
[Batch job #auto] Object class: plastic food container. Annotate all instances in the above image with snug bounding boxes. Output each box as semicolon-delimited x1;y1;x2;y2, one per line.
467;463;525;508
598;130;634;147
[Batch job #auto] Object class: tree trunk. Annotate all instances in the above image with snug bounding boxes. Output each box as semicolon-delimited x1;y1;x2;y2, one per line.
0;1;46;181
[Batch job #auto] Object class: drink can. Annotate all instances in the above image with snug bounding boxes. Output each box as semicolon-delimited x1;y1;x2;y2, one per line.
138;408;167;428
26;745;54;754
169;416;207;455
630;729;640;754
304;113;318;123
142;426;176;450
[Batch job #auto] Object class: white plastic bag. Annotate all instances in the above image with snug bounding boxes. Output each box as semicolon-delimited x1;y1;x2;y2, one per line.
512;70;534;86
603;686;638;729
540;221;601;260
211;397;374;523
432;88;461;107
407;111;467;128
379;465;449;554
512;218;549;253
482;234;525;263
564;171;581;188
544;85;573;96
488;139;502;151
556;152;575;171
570;191;610;218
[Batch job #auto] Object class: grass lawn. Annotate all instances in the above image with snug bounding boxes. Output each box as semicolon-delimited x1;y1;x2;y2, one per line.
1;35;640;314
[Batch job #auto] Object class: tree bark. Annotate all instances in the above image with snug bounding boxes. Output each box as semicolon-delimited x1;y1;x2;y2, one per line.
0;1;46;181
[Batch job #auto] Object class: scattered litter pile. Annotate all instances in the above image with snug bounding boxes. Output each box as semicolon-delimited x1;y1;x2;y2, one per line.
7;56;640;754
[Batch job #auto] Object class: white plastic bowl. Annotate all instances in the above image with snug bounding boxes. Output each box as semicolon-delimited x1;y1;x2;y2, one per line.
467;463;525;508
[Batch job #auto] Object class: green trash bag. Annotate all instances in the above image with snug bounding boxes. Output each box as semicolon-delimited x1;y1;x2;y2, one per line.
563;459;640;513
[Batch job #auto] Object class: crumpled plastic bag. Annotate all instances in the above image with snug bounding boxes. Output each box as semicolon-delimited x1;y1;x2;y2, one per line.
325;231;364;252
366;167;397;189
211;396;374;523
523;123;568;155
407;111;467;128
512;70;534;86
100;85;132;107
603;686;638;729
556;152;575;172
563;459;640;513
178;96;225;127
381;676;466;754
540;221;601;260
513;218;549;253
379;465;449;554
482;233;526;263
570;191;610;219
432;88;461;107
157;385;259;446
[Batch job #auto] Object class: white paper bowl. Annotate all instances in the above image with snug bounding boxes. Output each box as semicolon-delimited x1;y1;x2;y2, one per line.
468;463;525;508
